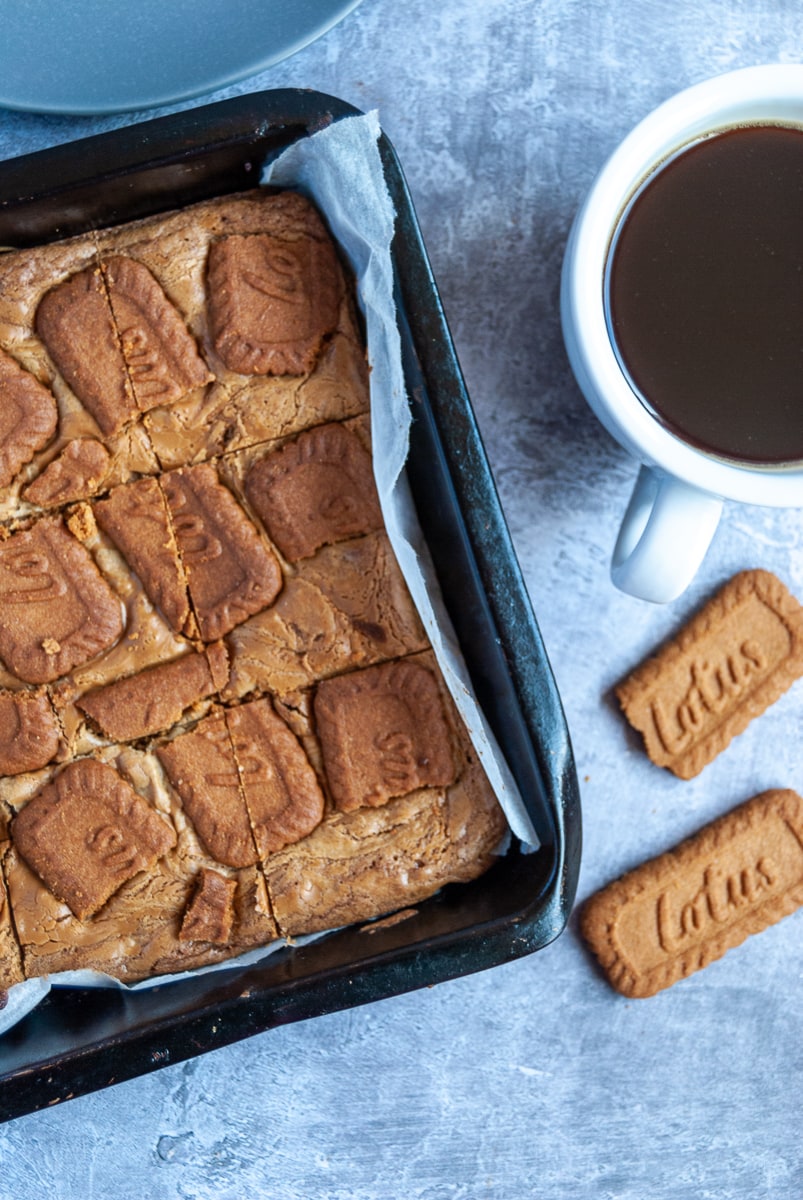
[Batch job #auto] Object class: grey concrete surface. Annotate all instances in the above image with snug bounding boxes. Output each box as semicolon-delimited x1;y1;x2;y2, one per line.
0;2;801;1197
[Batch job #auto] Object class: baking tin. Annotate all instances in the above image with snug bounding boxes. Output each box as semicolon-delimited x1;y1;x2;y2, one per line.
0;90;581;1122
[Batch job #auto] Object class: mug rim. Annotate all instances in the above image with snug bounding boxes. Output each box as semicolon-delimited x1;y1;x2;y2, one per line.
561;63;803;507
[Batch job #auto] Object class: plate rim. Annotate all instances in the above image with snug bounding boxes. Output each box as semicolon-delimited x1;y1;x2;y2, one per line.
0;0;364;116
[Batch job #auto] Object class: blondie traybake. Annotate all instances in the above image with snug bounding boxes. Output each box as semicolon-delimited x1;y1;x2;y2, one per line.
0;189;507;989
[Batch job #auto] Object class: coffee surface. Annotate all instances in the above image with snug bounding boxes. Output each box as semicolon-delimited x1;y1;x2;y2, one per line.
607;124;803;464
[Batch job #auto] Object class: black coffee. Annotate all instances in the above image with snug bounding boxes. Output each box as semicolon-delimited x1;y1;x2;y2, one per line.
606;124;803;465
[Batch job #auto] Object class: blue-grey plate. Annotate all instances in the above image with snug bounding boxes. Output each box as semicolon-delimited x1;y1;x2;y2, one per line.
0;0;363;115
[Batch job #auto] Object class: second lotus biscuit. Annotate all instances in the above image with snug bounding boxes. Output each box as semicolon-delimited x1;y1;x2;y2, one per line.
580;788;803;997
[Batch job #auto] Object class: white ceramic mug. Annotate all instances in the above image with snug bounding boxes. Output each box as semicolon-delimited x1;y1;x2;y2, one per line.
560;64;803;604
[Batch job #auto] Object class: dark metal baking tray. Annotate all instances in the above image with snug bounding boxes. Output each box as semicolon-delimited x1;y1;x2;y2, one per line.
0;90;581;1122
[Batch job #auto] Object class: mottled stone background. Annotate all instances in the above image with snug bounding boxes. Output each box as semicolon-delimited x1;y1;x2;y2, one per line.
1;2;801;1196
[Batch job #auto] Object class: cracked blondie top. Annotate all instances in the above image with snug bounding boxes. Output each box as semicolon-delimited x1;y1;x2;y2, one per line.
0;190;507;989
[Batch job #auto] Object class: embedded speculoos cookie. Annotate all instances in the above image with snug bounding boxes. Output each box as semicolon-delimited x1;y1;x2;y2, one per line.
162;462;283;641
581;790;803;998
244;421;384;562
616;570;803;779
76;642;229;742
314;658;458;812
0;516;124;684
0;690;60;775
11;758;176;921
0;188;506;992
22;438;111;508
93;476;194;638
156;712;258;869
36;256;212;437
225;696;325;857
101;255;213;411
0;349;58;489
36;263;138;436
207;231;342;376
179;868;237;944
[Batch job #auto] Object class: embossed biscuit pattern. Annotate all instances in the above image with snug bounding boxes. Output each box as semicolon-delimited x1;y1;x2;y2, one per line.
206;231;343;376
225;696;326;859
0;690;61;775
314;657;459;813
616;570;803;778
0;515;126;685
101;255;213;414
10;758;177;921
0;348;59;490
22;438;112;509
580;789;803;997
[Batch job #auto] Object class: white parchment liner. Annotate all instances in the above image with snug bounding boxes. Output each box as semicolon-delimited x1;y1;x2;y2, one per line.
0;112;537;1037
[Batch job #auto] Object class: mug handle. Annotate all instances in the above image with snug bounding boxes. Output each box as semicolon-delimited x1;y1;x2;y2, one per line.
611;464;723;603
